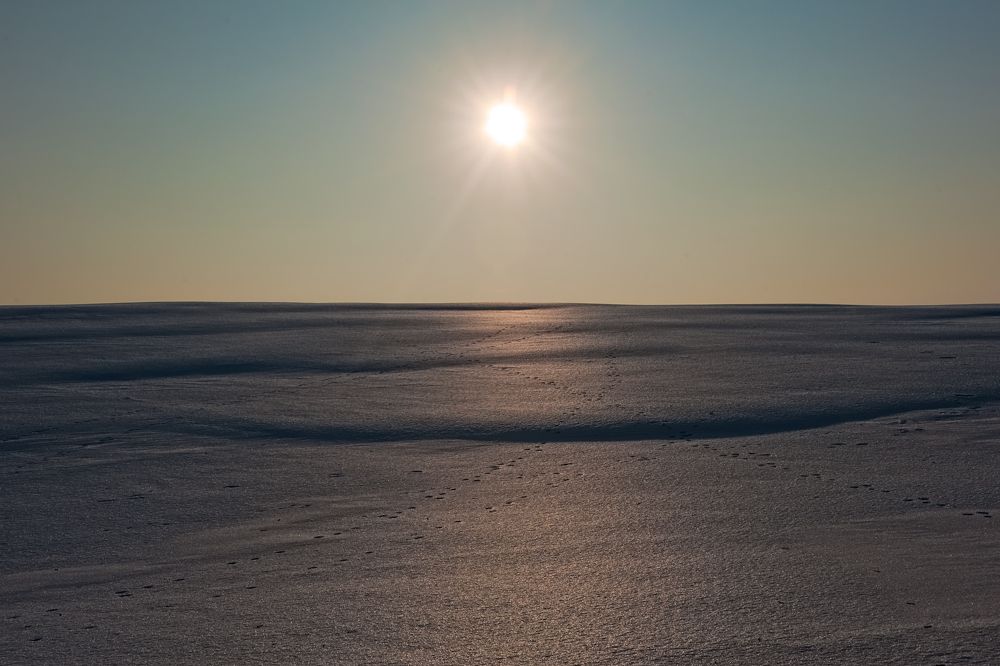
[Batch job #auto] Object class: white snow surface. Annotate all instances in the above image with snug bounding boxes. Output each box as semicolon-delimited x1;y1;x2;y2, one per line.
2;303;1000;664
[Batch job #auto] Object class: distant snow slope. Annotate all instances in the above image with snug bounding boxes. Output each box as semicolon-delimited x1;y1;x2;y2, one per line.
2;303;999;446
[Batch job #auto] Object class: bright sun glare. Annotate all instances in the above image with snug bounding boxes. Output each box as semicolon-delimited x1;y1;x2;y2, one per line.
485;103;527;147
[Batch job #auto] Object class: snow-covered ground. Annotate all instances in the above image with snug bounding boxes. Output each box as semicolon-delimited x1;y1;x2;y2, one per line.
2;303;999;664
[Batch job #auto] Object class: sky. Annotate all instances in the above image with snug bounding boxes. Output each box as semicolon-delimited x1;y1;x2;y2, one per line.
2;1;999;306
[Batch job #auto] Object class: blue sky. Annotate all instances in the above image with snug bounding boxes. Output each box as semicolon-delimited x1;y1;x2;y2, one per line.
2;1;998;304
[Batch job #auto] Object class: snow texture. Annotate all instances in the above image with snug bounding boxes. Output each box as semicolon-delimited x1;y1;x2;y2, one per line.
2;303;1000;664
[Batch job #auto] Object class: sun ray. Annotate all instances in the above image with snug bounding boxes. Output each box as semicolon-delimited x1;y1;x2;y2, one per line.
394;147;498;299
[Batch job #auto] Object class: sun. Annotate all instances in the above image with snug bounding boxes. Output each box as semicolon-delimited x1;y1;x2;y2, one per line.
485;103;527;147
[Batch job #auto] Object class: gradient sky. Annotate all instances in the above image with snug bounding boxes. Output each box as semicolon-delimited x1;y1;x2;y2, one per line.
2;1;999;305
